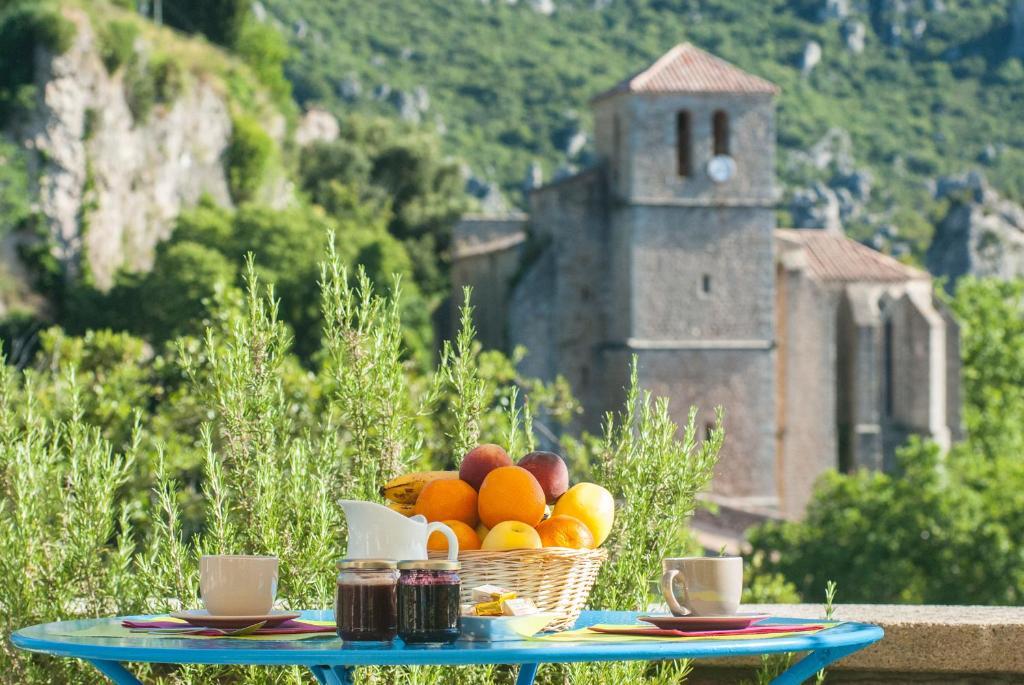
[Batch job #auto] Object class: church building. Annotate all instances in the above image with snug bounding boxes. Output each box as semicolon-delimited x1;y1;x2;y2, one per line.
450;44;961;519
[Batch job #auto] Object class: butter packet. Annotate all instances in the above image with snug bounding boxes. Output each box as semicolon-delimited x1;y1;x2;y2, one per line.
471;584;511;603
501;598;538;616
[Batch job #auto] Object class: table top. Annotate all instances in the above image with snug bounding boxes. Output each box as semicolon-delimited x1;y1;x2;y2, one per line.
12;610;884;667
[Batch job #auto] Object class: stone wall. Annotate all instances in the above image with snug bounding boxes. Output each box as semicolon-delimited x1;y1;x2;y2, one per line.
776;263;838;518
450;215;527;350
688;603;1024;685
632;347;777;500
519;169;610;429
593;92;776;205
620;205;776;342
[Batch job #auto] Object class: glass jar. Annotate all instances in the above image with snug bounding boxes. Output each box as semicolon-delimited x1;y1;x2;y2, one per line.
335;559;399;643
397;560;461;644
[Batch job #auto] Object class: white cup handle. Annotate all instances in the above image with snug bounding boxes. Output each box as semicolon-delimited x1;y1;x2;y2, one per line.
427;521;460;561
660;569;690;616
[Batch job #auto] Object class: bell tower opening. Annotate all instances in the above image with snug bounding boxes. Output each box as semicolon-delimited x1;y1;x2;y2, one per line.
676;110;692;177
713;110;729;156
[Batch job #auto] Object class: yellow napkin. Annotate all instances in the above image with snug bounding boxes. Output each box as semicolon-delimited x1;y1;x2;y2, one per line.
60;617;337;642
536;623;839;643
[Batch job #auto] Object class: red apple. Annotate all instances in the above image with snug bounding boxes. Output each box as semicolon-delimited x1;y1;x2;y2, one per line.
517;451;569;504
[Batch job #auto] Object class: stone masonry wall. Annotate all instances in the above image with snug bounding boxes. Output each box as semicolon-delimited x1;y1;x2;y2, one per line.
611;92;776;205
777;266;838;518
623;205;776;342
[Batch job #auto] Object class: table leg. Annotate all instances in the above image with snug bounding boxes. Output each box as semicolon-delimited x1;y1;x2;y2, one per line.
85;659;144;685
770;644;864;685
515;662;539;685
308;664;355;685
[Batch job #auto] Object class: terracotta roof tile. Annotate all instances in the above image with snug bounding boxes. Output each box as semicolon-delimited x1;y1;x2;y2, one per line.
594;43;779;101
777;229;928;283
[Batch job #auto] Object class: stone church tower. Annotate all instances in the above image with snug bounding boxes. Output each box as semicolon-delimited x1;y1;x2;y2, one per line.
449;44;960;521
590;44;781;504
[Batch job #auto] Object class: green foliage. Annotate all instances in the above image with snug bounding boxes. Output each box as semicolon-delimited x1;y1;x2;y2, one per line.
0;137;37;237
98;19;137;73
225;113;272;203
298;118;468;295
163;0;249;47
0;2;75;122
139;240;238;341
749;277;1024;606
123;50;184;122
234;19;291;108
1;241;721;682
943;277;1024;459
267;0;1024;255
749;440;1024;605
588;360;721;613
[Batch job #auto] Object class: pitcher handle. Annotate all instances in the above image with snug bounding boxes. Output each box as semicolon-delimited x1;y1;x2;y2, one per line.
426;521;460;561
660;569;690;616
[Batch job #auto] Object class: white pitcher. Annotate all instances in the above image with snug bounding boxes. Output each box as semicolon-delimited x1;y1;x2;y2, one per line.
339;500;459;561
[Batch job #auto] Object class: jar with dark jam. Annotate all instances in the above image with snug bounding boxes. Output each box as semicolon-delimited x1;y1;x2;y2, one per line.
397;560;461;644
335;559;399;644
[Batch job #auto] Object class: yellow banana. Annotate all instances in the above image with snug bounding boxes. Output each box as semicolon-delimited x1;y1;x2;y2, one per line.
387;502;417;516
381;471;459;504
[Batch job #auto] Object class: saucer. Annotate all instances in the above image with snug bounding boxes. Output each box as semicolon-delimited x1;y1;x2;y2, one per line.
170;609;300;629
639;613;771;631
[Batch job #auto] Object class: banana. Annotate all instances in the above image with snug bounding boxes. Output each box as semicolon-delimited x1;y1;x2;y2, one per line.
387;502;417;516
381;471;459;504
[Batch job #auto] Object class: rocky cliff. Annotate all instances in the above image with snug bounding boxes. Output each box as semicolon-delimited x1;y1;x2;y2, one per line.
926;171;1024;290
2;6;288;309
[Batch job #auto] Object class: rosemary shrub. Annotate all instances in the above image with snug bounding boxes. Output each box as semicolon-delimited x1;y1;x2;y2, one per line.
1;247;721;684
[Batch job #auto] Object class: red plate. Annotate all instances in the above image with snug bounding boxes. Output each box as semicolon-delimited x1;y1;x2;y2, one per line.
169;610;300;629
639;613;771;631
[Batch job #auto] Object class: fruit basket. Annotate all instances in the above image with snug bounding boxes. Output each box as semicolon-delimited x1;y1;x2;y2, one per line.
431;547;607;631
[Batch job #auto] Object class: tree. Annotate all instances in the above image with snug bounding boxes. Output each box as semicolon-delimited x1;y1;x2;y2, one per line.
162;0;248;47
298;117;468;296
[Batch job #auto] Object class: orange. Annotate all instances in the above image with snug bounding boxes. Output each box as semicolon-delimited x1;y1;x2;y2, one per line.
427;520;481;553
535;515;595;549
477;465;546;528
552;482;615;546
414;478;479;527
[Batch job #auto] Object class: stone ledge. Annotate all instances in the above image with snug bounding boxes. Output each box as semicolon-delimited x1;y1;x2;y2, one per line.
691;603;1024;679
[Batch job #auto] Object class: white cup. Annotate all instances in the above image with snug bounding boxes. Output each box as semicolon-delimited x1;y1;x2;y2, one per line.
660;556;743;616
200;555;278;616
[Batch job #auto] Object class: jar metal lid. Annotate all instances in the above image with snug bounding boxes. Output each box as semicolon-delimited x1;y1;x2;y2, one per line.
336;559;398;570
397;559;461;571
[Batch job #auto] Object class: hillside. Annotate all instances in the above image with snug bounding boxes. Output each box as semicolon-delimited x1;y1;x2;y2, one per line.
263;0;1024;257
0;0;295;303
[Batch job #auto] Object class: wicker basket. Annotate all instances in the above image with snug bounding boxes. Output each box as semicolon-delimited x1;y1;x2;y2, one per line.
431;547;607;631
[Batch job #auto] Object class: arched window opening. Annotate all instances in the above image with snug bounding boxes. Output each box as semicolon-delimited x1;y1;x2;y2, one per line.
612;115;621;183
676;110;692;177
883;318;894;417
712;110;729;156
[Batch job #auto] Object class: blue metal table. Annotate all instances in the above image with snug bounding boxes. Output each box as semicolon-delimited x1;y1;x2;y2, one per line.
11;610;882;685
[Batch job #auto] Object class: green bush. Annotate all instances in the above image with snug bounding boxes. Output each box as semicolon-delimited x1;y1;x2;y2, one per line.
225;113;272;203
163;0;249;47
0;2;75;121
234;19;291;107
124;52;186;122
99;19;137;73
0;250;722;684
124;57;156;121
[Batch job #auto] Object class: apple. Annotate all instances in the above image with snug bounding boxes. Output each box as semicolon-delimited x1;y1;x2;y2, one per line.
481;521;543;551
517;451;569;504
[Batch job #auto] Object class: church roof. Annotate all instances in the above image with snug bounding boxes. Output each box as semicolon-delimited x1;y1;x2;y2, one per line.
777;229;929;283
593;43;779;101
